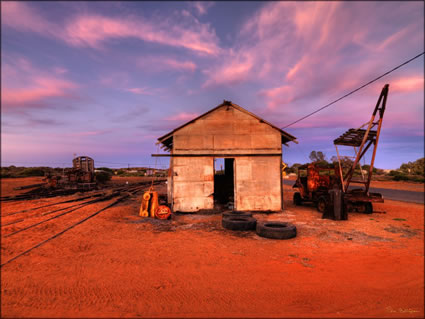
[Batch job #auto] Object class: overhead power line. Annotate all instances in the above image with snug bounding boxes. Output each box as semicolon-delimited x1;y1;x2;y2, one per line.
282;51;425;129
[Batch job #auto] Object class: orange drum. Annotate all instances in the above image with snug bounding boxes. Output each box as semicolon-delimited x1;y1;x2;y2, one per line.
155;205;171;220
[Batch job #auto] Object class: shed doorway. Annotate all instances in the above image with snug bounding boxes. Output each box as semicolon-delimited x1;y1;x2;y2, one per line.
213;158;234;209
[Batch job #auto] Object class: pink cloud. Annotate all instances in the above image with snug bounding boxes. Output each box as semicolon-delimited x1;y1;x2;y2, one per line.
162;59;196;72
190;2;214;16
202;53;254;88
199;1;422;113
64;14;220;55
165;112;199;121
1;57;78;110
124;87;153;95
68;130;112;137
137;56;197;73
2;2;221;55
391;76;424;93
99;72;130;87
258;85;295;109
1;2;56;36
53;67;68;75
3;78;76;105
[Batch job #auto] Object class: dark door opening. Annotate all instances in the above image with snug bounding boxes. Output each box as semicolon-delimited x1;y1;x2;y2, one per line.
214;158;234;209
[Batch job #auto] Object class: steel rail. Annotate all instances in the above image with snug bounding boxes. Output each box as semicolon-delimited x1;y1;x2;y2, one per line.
1;180;160;217
2;184;150;236
2;197;108;228
0;182;164;267
0;193;131;268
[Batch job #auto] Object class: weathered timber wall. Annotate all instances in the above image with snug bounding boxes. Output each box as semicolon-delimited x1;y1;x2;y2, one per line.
234;156;282;211
170;105;283;212
173;106;282;155
171;157;214;212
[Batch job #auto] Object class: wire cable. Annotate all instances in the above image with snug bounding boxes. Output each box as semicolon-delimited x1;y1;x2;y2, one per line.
282;52;424;129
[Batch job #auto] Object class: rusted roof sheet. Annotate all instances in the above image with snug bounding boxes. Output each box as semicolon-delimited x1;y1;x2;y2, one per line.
334;129;377;147
157;100;297;151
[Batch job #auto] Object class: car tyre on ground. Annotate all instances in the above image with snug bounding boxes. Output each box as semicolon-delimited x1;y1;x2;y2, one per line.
364;202;373;214
256;221;297;239
222;216;257;231
293;192;302;206
222;211;253;219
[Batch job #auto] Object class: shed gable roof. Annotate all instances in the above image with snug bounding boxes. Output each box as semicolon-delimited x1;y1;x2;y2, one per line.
157;100;297;151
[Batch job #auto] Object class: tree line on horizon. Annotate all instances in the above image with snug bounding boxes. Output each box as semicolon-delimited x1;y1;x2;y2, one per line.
284;151;424;183
0;153;423;183
0;166;168;179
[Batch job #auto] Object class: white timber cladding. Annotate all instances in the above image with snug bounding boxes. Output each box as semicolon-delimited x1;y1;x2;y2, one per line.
173;106;282;154
234;156;282;211
171;157;214;212
170;105;283;212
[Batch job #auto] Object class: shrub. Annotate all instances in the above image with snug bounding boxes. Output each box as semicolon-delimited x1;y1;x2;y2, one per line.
388;170;399;176
17;167;45;177
116;169;126;175
97;167;114;174
95;171;112;183
409;175;424;183
392;173;409;181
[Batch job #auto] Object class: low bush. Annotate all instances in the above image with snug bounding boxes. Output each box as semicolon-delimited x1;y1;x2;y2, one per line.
95;171;112;183
97;167;114;174
392;174;409;181
17;167;46;177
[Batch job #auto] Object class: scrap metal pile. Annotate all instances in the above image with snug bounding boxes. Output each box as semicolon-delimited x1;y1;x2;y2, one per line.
1;156;98;202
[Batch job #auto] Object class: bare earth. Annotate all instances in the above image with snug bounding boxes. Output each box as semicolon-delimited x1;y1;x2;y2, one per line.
1;177;424;318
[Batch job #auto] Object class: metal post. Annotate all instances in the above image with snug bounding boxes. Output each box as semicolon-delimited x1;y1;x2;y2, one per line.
354;147;366;183
334;145;345;192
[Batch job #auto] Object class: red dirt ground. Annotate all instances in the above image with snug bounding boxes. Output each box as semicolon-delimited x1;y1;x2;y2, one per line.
1;177;424;318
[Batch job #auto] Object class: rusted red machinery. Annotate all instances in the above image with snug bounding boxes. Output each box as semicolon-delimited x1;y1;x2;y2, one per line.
43;156;96;189
293;163;341;213
293;84;389;214
68;156;95;183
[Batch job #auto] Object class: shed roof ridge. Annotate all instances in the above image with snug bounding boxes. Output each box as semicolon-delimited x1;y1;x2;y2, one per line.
158;100;296;142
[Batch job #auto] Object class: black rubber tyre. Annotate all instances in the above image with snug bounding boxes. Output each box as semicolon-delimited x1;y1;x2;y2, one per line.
256;221;297;239
316;196;327;213
364;202;373;214
222;216;257;231
222;211;253;219
293;192;302;206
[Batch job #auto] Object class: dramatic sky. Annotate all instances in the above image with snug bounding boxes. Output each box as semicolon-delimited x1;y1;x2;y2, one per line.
1;1;424;169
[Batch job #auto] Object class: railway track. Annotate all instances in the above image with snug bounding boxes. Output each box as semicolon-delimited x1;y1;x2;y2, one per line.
2;180;163;217
1;181;164;267
0;178;165;202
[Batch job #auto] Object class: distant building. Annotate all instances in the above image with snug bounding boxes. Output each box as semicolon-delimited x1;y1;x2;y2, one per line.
157;100;297;213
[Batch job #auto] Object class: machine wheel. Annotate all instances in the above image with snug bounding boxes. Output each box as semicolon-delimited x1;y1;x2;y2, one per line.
356;202;373;214
256;221;297;239
293;192;302;206
222;216;257;231
364;202;373;214
222;211;252;219
316;196;327;213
